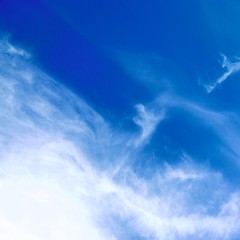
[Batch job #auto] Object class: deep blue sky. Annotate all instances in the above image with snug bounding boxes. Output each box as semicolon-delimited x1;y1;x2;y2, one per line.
1;0;240;182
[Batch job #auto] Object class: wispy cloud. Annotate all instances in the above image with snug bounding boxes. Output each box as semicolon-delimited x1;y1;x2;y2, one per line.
114;51;174;94
181;100;240;164
152;92;240;166
133;103;165;146
1;39;240;240
205;54;240;93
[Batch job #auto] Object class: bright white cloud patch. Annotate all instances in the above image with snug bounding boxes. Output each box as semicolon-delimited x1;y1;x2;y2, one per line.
205;54;240;93
1;39;240;240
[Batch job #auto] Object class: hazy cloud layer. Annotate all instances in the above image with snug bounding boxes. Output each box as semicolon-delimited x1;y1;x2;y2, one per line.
1;39;240;240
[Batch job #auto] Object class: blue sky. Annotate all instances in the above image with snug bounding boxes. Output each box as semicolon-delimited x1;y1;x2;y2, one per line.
1;0;240;239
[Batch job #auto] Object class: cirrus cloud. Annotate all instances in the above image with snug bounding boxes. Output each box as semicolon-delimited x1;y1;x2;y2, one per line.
0;38;240;240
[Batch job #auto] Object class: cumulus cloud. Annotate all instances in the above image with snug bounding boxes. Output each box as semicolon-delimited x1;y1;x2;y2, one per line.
205;54;240;93
1;39;240;240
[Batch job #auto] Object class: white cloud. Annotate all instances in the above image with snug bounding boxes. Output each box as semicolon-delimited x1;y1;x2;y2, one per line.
1;39;240;240
205;54;240;93
133;103;165;145
0;37;31;60
5;43;31;59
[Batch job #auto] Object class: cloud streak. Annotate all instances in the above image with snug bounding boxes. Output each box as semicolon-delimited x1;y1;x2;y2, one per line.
205;54;240;93
1;39;240;240
151;92;240;166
